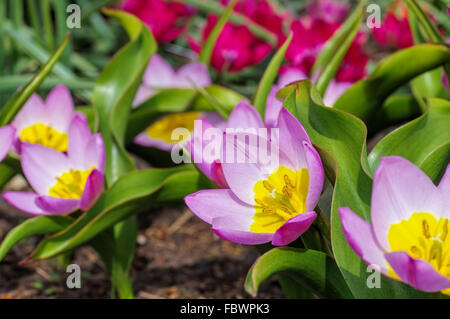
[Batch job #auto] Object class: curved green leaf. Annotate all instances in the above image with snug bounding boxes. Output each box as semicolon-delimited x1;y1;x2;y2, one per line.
92;9;157;186
27;166;210;261
368;98;450;174
245;247;352;299
334;44;450;122
0;216;73;262
253;33;292;118
312;0;365;74
371;94;421;133
419;142;450;184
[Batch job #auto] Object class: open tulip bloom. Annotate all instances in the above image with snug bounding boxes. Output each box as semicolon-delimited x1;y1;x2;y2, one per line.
339;156;450;295
133;54;211;107
11;85;76;153
3;115;105;216
185;102;324;246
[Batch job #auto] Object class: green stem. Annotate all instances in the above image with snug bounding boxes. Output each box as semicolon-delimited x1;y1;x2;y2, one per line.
11;0;24;29
26;0;42;44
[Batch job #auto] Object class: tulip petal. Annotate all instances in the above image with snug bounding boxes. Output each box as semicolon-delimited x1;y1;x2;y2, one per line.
142;54;176;88
35;195;80;215
277;108;311;169
212;215;273;245
339;207;389;275
21;143;70;194
176;62;211;88
67;115;92;168
226;100;264;130
272;211;317;246
371;156;442;250
385;251;450;292
221;132;279;205
11;93;47;132
45;85;75;132
304;141;324;211
0;125;15;161
184;189;254;224
80;169;104;211
2;192;48;216
188;118;227;187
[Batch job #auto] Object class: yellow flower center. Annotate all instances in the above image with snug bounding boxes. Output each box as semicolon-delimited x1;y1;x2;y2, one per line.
251;166;309;233
146;112;200;143
387;212;450;294
49;168;94;199
20;123;68;152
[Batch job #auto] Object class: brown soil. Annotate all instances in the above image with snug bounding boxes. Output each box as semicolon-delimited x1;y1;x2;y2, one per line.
0;199;283;299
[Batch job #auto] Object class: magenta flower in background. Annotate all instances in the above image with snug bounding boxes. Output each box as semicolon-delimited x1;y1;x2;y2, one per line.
185;104;324;246
188;0;287;72
3;116;105;216
0;125;15;162
122;0;194;43
372;2;413;49
285;2;368;87
133;54;211;106
339;156;450;295
11;85;75;153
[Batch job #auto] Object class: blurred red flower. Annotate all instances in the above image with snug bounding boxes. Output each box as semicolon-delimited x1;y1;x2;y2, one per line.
188;0;288;72
286;1;369;83
122;0;194;43
372;2;414;49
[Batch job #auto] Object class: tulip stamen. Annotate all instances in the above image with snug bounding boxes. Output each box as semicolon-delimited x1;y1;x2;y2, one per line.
251;166;309;233
49;167;95;199
20;123;69;152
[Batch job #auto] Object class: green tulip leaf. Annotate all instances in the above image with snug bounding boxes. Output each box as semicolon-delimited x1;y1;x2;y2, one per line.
0;216;73;262
92;9;156;186
245;247;353;299
334;44;450;122
0;34;70;125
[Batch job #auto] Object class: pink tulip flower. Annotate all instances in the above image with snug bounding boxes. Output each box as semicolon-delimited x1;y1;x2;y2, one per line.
339;156;450;295
185;102;324;246
3;115;105;216
122;0;194;43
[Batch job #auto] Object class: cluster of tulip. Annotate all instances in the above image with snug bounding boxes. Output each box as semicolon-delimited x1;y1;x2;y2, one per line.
0;0;449;299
